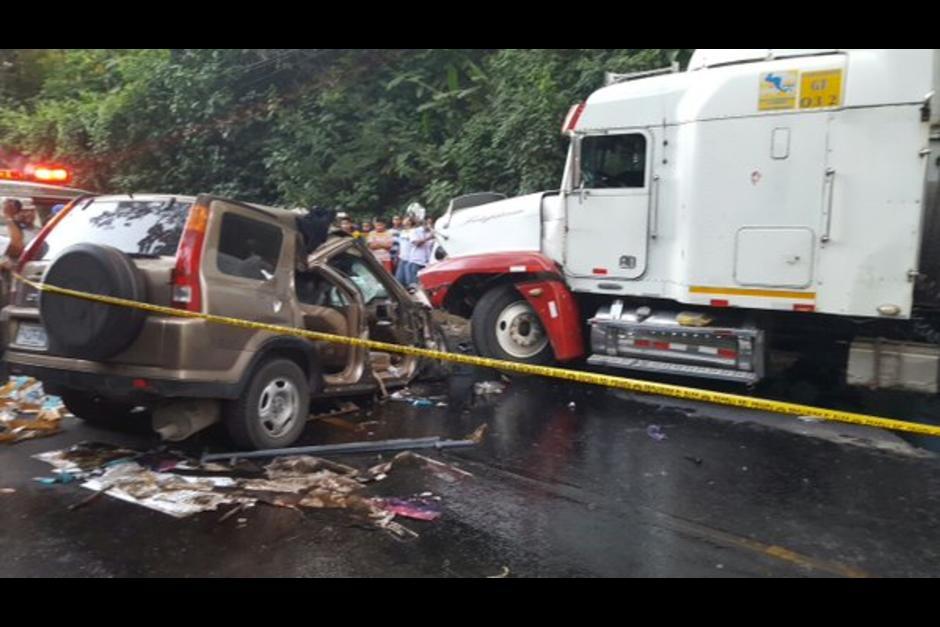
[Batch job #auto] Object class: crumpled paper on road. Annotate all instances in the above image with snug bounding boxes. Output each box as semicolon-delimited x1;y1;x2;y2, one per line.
0;377;66;444
34;445;444;536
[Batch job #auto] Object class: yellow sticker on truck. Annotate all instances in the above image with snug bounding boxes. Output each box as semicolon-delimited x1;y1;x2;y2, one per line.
759;68;844;112
759;71;799;111
799;69;843;109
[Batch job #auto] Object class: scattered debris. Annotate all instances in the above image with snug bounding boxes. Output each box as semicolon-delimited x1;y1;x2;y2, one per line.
35;442;141;473
0;488;15;494
646;424;668;442
0;377;66;444
67;483;113;511
312;400;361;421
35;442;466;537
372;370;390;400
388;388;448;408
467;424;488;444
487;566;511;579
218;502;249;523
474;381;507;396
318;416;364;432
684;456;704;466
373;495;442;521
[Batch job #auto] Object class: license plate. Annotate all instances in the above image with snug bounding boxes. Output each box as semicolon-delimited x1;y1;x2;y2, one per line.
15;323;48;349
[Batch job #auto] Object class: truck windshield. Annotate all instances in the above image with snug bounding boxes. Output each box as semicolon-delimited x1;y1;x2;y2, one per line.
37;198;193;260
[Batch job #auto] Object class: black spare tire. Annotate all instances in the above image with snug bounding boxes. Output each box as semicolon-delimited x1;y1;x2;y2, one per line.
40;243;148;361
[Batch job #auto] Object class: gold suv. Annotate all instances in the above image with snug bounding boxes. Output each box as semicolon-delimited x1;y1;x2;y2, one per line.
2;194;444;449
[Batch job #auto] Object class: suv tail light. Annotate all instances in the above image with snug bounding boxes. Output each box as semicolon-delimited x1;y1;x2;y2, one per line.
172;203;209;312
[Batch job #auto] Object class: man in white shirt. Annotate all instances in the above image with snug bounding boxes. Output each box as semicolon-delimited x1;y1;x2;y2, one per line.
406;217;435;286
394;215;415;285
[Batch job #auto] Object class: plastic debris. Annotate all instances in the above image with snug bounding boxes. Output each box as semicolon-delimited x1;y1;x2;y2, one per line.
389;388;447;408
646;424;668;442
567;401;577;410
474;381;507;396
373;496;442;521
467;424;488;444
487;566;511;579
0;488;15;494
34;472;79;485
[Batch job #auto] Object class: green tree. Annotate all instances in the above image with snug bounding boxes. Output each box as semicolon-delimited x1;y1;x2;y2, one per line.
0;48;691;218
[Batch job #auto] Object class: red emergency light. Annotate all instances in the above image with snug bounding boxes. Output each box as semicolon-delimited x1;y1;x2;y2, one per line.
23;163;72;184
0;169;26;181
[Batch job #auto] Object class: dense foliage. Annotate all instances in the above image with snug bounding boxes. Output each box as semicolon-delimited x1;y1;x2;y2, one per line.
0;49;690;218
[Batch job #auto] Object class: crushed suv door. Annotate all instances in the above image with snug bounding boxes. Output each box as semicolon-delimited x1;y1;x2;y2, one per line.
309;237;421;380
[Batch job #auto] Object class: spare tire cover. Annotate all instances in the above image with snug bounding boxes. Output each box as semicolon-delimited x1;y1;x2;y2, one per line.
39;243;148;361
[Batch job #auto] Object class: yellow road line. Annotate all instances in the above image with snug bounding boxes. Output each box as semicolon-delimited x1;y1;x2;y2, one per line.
15;273;940;438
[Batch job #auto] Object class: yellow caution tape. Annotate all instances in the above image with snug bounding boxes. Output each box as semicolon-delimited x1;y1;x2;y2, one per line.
14;272;940;438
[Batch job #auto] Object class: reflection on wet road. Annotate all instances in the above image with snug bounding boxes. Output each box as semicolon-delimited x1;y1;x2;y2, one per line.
1;368;939;577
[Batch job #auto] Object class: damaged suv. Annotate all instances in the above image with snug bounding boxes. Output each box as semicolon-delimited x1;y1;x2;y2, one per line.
2;194;445;449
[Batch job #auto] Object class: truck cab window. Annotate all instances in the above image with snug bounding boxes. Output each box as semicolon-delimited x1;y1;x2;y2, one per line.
581;134;647;189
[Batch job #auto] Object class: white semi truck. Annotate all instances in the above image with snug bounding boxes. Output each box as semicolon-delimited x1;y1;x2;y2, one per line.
419;49;940;393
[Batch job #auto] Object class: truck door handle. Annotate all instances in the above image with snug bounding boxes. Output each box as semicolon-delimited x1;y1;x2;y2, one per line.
821;167;836;243
649;174;661;239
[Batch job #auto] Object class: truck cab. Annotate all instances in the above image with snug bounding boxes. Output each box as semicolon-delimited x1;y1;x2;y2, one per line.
422;49;940;393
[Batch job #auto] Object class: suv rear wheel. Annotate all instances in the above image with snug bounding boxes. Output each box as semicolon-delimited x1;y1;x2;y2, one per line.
224;359;310;450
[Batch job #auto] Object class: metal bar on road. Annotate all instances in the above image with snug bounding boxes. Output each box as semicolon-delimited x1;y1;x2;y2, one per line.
201;436;477;464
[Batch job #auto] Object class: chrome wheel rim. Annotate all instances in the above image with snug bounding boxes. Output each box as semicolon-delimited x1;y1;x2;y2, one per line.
494;301;548;359
258;377;300;438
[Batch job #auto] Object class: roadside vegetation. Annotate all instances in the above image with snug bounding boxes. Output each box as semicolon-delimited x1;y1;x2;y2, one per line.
0;49;690;218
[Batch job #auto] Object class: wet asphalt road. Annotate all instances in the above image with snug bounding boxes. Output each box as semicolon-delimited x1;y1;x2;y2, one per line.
2;369;940;578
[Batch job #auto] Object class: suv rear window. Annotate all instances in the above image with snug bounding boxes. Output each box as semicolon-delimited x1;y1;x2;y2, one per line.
37;198;192;260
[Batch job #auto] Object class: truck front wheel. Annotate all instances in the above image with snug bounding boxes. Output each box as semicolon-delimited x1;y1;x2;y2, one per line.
471;284;554;365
